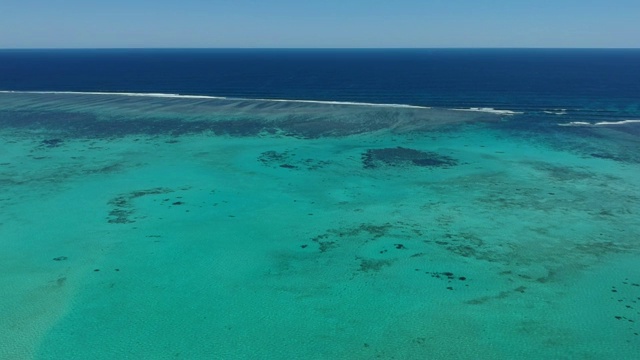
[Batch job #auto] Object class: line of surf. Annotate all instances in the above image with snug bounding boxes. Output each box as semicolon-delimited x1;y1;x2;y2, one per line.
543;109;567;115
0;90;431;109
558;120;640;127
450;107;523;116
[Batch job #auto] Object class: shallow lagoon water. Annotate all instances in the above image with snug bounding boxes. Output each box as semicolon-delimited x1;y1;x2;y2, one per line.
1;93;639;359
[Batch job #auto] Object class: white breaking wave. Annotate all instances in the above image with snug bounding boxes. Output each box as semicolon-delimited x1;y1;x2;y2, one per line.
0;90;224;100
245;97;430;109
558;120;640;127
557;121;591;126
450;107;523;116
543;109;567;115
0;90;431;109
593;120;640;126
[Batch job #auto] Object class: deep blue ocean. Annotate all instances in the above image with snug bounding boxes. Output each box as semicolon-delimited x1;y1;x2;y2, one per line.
1;49;639;121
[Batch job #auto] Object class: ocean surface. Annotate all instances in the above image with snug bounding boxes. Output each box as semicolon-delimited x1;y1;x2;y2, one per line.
1;49;639;359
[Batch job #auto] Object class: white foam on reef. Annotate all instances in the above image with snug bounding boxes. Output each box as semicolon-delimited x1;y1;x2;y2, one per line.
558;120;640;127
0;90;225;100
557;121;592;126
451;107;523;115
248;97;430;109
543;109;567;115
0;90;430;109
594;120;640;126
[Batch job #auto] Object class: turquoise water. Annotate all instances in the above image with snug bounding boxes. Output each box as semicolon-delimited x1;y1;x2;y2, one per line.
1;93;639;359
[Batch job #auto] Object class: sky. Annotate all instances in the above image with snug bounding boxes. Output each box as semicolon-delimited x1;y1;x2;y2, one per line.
1;0;639;48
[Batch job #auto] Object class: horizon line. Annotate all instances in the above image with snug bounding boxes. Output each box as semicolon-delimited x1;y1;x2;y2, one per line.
1;47;639;51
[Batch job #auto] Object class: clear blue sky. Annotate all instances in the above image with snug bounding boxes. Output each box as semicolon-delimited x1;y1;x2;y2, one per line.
1;0;638;48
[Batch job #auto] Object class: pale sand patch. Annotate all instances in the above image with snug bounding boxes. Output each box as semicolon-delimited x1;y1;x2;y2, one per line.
0;269;76;359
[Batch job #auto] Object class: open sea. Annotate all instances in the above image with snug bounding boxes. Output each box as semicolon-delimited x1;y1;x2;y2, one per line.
1;49;639;359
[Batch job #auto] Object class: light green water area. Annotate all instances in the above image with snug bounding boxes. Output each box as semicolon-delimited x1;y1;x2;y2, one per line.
1;93;639;359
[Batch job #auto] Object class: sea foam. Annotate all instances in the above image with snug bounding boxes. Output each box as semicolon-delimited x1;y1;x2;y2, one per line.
450;107;523;115
543;109;568;115
0;90;430;109
558;120;640;127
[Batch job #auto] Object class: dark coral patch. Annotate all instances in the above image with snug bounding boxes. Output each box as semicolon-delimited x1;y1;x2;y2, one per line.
362;147;457;169
107;187;173;224
359;258;393;272
41;138;64;148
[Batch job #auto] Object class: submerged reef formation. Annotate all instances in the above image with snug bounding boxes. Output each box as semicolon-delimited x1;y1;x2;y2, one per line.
40;138;64;148
610;279;640;337
0;93;501;140
107;188;174;224
361;147;458;169
257;150;330;170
